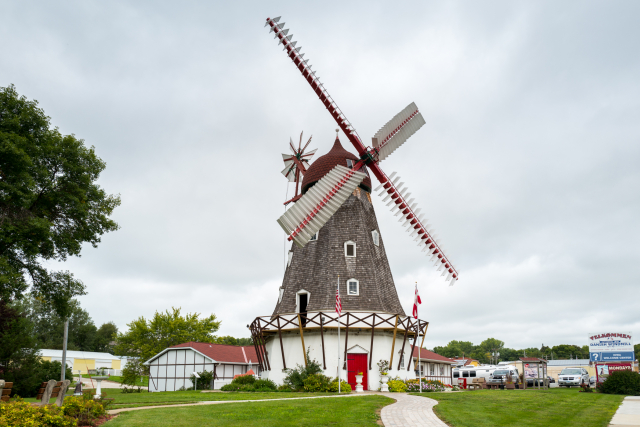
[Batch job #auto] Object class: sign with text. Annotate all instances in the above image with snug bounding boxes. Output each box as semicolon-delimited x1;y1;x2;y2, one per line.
589;332;634;362
596;363;632;383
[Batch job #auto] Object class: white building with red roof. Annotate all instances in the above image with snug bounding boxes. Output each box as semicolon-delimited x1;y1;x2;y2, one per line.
144;341;259;392
411;347;457;385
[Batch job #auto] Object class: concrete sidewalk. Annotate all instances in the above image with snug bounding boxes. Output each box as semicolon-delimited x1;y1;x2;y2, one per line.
610;396;640;426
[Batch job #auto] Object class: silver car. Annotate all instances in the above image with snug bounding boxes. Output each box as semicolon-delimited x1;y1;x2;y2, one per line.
558;368;590;387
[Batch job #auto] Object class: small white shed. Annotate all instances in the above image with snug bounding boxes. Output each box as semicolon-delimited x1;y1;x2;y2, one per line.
144;341;259;392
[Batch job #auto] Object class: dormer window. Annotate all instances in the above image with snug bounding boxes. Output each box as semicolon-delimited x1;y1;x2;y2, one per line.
371;230;380;246
287;250;293;267
309;232;318;241
346;159;354;169
347;279;359;296
344;241;356;257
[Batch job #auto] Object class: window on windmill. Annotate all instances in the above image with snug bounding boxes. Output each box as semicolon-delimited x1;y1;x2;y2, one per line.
346;159;354;169
347;279;359;296
287;251;293;267
371;230;379;246
400;354;405;369
344;241;356;257
309;232;318;241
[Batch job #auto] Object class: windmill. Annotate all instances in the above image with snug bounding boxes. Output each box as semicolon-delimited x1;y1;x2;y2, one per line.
266;16;459;285
281;131;316;205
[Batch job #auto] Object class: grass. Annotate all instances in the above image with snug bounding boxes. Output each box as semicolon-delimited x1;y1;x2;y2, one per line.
413;388;624;427
104;395;393;426
101;375;149;387
100;389;346;409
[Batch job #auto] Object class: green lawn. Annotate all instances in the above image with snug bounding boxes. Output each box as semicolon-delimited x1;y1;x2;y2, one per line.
101;389;345;409
105;395;392;426
101;375;149;387
415;388;624;427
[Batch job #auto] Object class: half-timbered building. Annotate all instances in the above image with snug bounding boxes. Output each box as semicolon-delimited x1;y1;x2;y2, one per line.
145;342;259;391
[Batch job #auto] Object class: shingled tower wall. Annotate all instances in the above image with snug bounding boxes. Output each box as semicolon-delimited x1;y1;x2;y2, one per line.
272;138;405;317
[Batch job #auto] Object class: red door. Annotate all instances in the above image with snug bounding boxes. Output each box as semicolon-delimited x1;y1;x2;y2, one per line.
347;353;368;390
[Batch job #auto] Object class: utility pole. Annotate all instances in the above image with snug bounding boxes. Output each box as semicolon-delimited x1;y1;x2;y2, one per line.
61;319;69;381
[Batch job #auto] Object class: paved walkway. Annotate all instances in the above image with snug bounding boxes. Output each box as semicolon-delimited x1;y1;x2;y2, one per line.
379;393;447;427
108;391;446;426
610;396;640;426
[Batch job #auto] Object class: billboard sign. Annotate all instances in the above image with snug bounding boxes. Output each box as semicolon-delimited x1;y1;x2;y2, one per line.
595;363;632;383
589;332;634;362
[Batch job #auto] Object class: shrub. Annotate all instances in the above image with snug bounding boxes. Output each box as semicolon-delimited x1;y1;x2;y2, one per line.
189;370;215;390
388;379;408;392
62;392;109;426
283;350;323;391
327;379;351;393
600;371;640;396
253;378;277;391
0;398;77;427
121;357;145;393
232;374;256;385
303;373;331;392
277;384;293;392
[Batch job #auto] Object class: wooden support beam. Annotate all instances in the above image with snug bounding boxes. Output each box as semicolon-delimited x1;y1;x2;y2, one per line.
407;319;419;371
419;322;429;350
320;314;326;370
369;313;376;370
342;313;350;369
250;325;264;371
397;318;410;371
276;317;287;370
297;314;308;367
389;315;399;367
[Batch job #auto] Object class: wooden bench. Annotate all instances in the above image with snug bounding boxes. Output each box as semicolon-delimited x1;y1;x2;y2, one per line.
36;380;70;406
0;381;12;402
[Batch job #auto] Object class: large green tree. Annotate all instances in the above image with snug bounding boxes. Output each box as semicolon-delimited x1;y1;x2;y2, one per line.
113;307;221;362
0;85;120;318
216;336;253;346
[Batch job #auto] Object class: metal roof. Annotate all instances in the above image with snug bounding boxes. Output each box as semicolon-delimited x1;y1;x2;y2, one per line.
547;359;591;366
38;349;121;360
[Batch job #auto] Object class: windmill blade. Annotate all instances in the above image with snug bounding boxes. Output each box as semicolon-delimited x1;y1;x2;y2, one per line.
371;102;426;163
277;165;366;247
376;170;459;284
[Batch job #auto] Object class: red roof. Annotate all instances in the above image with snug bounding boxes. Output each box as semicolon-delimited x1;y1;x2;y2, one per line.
301;137;372;194
519;357;547;363
169;342;258;364
411;348;456;363
234;369;256;379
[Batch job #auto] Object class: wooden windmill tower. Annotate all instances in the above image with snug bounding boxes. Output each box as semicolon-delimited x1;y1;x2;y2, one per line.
250;16;459;390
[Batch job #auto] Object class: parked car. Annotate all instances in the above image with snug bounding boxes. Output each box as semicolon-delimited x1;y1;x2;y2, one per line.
557;368;590;387
547;376;555;384
487;368;519;386
589;376;596;387
526;378;547;386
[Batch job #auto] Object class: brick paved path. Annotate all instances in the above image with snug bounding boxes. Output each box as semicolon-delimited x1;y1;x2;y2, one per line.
380;393;447;427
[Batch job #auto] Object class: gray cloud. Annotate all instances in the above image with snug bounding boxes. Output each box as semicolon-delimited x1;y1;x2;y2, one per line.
2;0;639;350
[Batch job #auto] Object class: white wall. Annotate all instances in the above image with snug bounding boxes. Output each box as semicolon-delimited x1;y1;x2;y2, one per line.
263;329;419;390
148;348;215;392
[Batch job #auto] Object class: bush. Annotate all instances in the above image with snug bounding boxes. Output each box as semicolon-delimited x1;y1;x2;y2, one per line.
253;378;277;391
303;373;331;392
0;397;77;427
600;371;640;396
189;370;215;390
388;379;408;392
283;349;323;391
121;357;145;393
62;392;109;426
327;379;351;393
277;384;293;392
232;374;256;385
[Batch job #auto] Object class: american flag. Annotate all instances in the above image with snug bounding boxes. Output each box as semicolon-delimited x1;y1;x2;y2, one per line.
335;286;342;315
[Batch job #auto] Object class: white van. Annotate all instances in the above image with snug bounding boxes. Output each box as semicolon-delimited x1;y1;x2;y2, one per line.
453;365;499;383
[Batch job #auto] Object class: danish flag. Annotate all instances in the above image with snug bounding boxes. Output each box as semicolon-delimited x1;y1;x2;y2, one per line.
335;287;342;316
412;283;422;319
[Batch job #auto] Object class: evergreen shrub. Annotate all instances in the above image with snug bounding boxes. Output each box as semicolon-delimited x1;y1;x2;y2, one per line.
303;373;331;392
327;379;351;393
0;398;76;427
600;371;640;396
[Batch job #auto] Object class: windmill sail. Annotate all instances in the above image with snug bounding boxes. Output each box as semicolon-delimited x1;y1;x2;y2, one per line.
277;165;366;247
372;102;426;162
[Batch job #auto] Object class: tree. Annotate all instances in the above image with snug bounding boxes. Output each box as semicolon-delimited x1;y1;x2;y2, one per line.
113;307;221;362
479;338;504;364
551;344;586;359
433;340;476;359
0;299;42;397
635;344;640;362
17;296;98;351
216;336;253;346
0;85;120;318
94;322;118;353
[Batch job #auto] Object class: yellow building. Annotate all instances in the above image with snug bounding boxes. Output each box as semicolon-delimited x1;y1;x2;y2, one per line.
39;349;127;375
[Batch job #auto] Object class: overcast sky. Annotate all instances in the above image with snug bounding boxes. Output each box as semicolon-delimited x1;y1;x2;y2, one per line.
2;1;639;351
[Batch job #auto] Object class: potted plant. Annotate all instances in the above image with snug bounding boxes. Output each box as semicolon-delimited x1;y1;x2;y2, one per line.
355;372;364;392
377;359;390;391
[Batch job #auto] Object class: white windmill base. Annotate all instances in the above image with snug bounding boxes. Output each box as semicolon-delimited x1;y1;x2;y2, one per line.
262;328;425;390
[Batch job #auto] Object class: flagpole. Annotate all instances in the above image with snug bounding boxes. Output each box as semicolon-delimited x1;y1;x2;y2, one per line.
337;275;341;394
